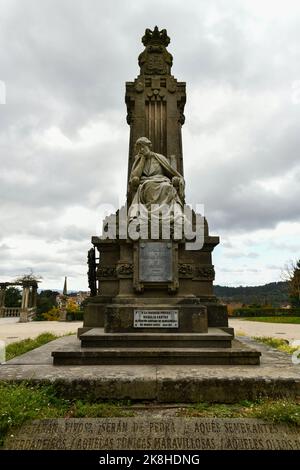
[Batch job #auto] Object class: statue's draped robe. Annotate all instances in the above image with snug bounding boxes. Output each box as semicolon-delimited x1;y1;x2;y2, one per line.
128;152;185;228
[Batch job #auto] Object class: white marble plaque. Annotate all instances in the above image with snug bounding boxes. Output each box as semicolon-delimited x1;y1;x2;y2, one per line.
134;310;179;328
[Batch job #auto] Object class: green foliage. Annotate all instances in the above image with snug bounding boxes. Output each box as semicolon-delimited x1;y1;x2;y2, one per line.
251;400;300;426
0;383;132;446
253;336;300;354
186;402;242;418
243;316;300;324
0;383;70;446
5;333;58;361
70;401;133;418
232;307;300;317
214;282;289;307
42;307;60;321
67;310;84;321
36;290;59;315
289;259;300;307
181;400;300;427
66;299;79;314
4;287;22;308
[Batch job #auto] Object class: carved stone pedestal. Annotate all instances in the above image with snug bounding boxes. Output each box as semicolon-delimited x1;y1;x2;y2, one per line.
52;26;261;366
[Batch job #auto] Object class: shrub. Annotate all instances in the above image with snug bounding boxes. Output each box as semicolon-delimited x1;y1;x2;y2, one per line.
42;307;60;321
68;310;84;321
232;307;300;317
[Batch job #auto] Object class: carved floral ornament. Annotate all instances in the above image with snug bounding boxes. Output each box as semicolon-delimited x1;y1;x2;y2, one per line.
97;263;214;280
179;264;215;280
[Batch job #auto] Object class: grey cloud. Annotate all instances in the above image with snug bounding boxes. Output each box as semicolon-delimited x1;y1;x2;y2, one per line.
1;0;300;286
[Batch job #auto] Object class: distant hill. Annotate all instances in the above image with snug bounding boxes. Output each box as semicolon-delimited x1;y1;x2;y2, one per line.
214;281;289;307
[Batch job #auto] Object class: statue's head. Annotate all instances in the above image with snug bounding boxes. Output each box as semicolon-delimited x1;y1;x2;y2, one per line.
135;137;152;153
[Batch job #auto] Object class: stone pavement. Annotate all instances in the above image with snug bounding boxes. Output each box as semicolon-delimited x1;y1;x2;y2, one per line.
0;318;82;344
229;318;300;342
1;333;300;402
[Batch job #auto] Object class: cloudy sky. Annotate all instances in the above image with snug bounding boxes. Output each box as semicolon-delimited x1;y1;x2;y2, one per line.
0;0;300;290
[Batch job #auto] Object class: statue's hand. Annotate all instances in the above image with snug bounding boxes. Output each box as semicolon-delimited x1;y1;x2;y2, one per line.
172;176;180;188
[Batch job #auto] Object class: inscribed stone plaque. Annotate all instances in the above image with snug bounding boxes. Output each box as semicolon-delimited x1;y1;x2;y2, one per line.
4;418;300;450
134;310;178;328
139;242;172;282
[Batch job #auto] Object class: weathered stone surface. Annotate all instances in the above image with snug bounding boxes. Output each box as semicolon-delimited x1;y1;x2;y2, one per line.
52;347;260;366
207;303;229;327
81;327;233;348
139;242;173;282
104;304;208;333
4;417;300;450
1;336;300;402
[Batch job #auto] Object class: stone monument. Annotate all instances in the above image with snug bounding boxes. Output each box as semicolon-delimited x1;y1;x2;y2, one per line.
52;27;260;365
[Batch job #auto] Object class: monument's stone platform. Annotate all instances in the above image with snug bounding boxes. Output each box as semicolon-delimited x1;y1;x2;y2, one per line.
52;327;260;365
80;327;233;348
1;335;299;402
4;417;300;450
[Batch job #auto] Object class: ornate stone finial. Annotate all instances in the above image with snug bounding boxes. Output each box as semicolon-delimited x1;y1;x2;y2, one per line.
138;26;173;75
142;26;170;47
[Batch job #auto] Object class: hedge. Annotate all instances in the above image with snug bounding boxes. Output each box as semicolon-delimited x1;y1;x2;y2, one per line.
232;307;300;318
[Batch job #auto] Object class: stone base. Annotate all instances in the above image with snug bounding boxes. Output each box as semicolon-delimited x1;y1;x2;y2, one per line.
105;303;207;333
80;298;229;333
52;327;261;365
81;327;233;348
3;335;296;402
52;346;260;366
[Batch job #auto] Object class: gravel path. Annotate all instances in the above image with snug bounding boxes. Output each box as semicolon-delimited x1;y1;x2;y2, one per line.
229;318;300;343
0;318;82;344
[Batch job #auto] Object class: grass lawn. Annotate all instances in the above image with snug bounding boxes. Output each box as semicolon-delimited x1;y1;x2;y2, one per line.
0;382;300;447
5;332;72;361
253;336;299;354
242;316;300;324
0;383;133;446
179;400;300;425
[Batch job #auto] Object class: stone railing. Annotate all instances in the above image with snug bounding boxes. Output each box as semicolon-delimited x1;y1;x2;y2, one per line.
2;307;21;317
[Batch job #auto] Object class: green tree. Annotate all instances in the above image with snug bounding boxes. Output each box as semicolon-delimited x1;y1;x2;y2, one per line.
37;290;59;315
282;259;300;307
290;260;300;307
4;287;22;307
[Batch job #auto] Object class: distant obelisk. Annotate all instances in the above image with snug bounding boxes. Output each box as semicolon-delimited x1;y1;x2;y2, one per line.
63;276;67;296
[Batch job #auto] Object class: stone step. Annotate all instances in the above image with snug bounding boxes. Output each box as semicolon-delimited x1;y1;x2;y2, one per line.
52;345;261;366
80;327;234;348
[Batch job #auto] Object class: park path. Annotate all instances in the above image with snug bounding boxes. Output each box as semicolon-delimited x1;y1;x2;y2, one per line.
229;318;300;343
0;318;82;344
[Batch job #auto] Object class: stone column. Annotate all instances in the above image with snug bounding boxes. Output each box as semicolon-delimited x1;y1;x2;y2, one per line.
0;285;6;318
32;285;38;308
28;286;33;308
20;286;30;322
